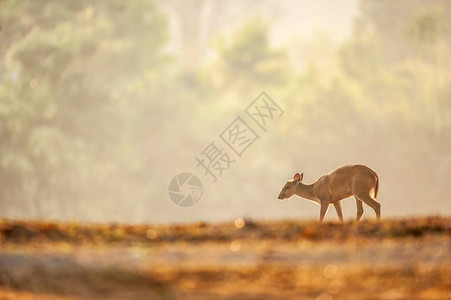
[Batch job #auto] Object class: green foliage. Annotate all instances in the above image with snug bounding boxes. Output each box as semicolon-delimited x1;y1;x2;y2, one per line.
0;0;168;218
215;17;290;92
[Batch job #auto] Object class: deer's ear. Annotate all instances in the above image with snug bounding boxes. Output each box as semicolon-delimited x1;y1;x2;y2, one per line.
294;173;301;183
300;173;304;182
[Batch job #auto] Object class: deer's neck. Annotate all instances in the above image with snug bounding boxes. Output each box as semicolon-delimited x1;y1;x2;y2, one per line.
295;183;318;202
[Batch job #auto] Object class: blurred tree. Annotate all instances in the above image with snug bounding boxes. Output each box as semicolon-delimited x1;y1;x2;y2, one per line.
215;17;291;96
406;5;450;140
340;0;451;141
0;0;168;218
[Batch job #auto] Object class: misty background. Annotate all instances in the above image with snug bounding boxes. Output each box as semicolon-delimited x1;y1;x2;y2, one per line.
1;0;450;223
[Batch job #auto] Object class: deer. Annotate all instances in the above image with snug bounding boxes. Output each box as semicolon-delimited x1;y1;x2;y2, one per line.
278;164;380;223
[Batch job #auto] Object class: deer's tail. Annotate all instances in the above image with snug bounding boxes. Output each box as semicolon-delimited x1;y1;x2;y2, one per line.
373;173;379;199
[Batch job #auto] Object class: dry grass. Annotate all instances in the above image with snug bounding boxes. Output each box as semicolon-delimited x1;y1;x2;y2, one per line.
0;217;450;299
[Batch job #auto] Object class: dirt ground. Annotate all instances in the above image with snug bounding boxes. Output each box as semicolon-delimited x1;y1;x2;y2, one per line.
0;217;450;299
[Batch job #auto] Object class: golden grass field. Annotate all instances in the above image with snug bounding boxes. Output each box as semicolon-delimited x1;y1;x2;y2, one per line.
0;217;450;300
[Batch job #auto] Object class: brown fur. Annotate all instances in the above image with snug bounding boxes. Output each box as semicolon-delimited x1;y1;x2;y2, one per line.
278;164;380;223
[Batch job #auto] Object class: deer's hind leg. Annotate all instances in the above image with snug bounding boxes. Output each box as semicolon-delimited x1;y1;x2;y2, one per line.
354;197;364;222
355;192;380;221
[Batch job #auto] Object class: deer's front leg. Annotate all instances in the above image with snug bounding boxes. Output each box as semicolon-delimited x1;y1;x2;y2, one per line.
333;201;344;223
319;200;329;223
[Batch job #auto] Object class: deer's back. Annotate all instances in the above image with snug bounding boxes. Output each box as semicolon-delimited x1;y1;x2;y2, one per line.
316;164;377;201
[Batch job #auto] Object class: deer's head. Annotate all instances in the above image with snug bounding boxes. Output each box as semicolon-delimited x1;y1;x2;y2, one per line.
278;172;303;200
